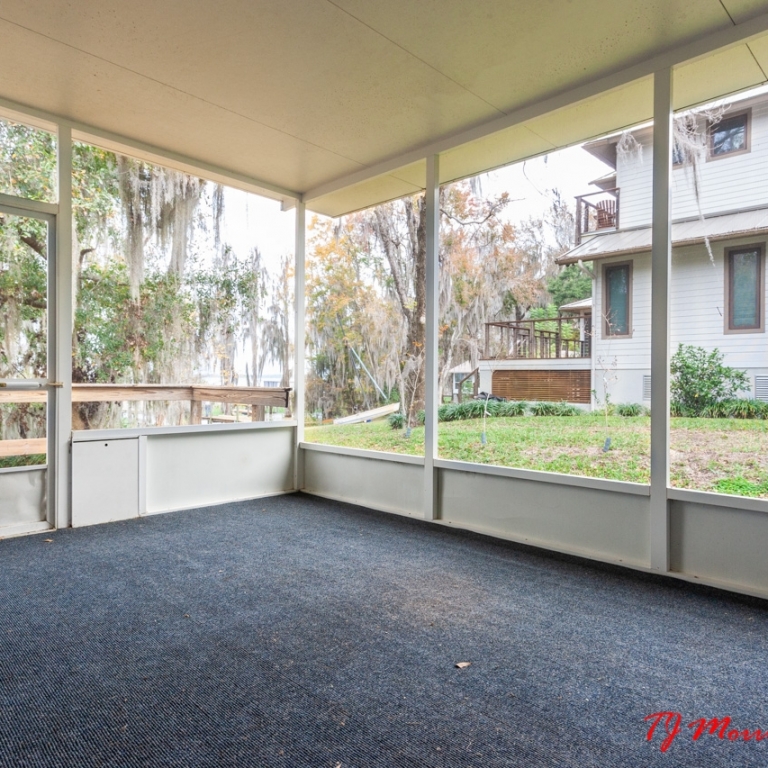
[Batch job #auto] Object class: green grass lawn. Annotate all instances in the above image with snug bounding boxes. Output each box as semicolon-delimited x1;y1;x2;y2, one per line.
305;414;768;497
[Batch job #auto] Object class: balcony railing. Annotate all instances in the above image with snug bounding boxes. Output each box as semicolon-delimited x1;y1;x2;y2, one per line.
575;188;619;244
483;319;590;360
0;384;291;458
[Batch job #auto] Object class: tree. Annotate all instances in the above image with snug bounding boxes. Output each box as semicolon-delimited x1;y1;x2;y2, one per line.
0;119;289;432
547;264;591;308
305;180;569;422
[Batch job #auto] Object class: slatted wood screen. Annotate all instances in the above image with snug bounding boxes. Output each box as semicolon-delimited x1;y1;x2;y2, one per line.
491;370;591;403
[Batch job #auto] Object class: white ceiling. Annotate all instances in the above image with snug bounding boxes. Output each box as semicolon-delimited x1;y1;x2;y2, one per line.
0;1;767;215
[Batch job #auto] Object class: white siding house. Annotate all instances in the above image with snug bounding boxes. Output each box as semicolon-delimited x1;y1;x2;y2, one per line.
482;89;768;408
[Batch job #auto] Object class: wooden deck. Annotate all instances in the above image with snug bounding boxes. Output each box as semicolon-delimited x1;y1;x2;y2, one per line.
0;384;292;457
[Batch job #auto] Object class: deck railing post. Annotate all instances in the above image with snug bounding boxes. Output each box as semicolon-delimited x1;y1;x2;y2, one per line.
190;399;202;424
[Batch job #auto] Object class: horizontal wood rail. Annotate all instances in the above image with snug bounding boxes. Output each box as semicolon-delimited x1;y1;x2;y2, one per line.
0;438;46;459
0;384;291;406
483;319;590;360
0;386;292;455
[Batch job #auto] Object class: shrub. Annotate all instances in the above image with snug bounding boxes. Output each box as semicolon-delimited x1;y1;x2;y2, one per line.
700;398;768;420
670;344;749;417
496;400;527;417
616;403;645;417
530;401;580;417
387;412;405;430
432;399;528;423
452;400;489;420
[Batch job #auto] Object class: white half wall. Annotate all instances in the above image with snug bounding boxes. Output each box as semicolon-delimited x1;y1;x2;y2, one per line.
146;427;294;514
71;423;296;525
0;467;47;529
438;464;651;567
670;495;768;594
299;444;650;568
301;444;424;518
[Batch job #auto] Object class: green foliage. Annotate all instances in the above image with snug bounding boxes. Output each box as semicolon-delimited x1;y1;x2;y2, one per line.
530;401;581;416
495;400;527;417
389;399;530;426
699;398;768;419
0;120;56;201
713;476;768;497
0;454;46;469
547;264;592;309
616;403;646;417
670;344;750;417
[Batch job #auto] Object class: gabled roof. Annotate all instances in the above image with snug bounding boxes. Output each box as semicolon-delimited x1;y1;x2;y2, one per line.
558;206;768;264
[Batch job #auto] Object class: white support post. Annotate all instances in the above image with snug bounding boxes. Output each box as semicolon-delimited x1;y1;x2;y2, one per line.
54;124;73;529
423;155;440;520
650;68;673;571
293;201;306;490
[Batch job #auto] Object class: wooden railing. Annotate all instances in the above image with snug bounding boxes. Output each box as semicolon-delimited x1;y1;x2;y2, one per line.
574;188;619;244
0;384;291;458
483;319;590;360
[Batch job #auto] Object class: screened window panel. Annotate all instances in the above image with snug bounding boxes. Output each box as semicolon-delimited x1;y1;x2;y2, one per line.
730;250;760;329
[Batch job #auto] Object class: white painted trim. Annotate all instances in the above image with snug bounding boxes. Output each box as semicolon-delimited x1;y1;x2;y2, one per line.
433;518;649;569
0;96;300;203
423;154;439;520
649;68;673;572
141;489;294;517
299;441;425;466
0;521;52;540
0;463;47;475
54;125;73;530
72;420;296;442
301;489;422;519
668;487;768;514
435;516;768;601
138;435;147;516
304;12;768;203
434;457;651;495
293;202;306;490
0;192;57;216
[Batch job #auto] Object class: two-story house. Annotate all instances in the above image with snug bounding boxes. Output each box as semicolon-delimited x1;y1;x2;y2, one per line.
479;88;768;407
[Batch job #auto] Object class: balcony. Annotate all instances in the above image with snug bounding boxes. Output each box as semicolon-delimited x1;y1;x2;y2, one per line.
575;188;619;244
482;318;591;360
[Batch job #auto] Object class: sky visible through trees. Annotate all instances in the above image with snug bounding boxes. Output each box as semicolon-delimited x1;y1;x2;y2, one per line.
0;114;608;438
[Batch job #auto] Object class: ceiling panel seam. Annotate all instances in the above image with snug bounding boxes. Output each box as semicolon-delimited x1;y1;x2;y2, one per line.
303;9;768;202
747;42;768;80
718;0;737;25
0;14;367;170
322;0;507;116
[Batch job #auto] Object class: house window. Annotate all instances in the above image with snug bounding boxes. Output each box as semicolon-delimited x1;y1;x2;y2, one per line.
725;245;764;333
709;111;750;158
603;262;632;337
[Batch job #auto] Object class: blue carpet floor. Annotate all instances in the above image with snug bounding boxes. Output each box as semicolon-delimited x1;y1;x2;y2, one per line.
1;493;767;767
